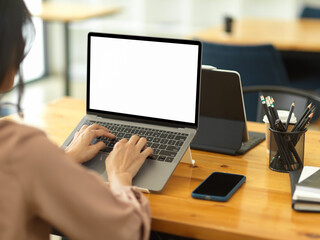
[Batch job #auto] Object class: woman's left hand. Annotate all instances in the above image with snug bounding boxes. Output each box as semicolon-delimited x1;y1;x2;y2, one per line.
65;124;115;163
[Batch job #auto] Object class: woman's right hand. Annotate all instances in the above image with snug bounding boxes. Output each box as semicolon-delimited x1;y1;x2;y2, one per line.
105;135;153;186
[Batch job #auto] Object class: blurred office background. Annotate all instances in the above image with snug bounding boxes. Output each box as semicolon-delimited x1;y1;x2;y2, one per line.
2;0;320;115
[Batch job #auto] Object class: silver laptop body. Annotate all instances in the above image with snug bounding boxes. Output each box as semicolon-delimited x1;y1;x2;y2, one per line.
62;32;202;192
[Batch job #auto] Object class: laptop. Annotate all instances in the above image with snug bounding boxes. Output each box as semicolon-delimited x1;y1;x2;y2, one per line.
61;32;202;192
190;66;265;155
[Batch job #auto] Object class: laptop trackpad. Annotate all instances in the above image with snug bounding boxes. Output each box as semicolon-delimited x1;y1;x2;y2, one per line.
82;152;108;175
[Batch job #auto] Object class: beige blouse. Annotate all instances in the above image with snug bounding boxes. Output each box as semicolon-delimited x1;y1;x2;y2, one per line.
0;120;150;240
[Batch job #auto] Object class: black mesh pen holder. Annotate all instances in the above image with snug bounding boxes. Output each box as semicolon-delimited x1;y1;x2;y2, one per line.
269;127;306;173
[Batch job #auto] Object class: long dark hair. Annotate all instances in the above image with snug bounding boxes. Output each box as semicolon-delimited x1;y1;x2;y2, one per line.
0;0;34;117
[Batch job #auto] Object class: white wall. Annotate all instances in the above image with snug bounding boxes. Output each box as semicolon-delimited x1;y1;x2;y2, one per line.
23;0;45;81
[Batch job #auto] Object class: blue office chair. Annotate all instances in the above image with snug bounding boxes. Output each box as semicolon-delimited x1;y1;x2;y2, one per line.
201;41;291;121
281;6;320;91
301;6;320;18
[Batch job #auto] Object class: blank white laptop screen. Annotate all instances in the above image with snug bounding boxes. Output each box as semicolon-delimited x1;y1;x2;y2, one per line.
89;36;199;124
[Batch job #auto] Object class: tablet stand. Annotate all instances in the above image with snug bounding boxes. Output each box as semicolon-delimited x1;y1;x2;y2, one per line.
191;116;245;155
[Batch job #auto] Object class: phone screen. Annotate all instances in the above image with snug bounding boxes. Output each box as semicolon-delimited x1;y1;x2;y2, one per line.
193;172;245;197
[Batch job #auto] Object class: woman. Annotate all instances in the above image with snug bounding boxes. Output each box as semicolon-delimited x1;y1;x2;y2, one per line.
0;1;153;240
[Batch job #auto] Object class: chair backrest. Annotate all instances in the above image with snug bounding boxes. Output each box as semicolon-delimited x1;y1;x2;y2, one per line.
301;6;320;19
201;41;290;121
243;85;320;123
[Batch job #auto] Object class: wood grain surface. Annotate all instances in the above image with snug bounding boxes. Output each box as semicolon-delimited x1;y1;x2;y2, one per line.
5;97;320;240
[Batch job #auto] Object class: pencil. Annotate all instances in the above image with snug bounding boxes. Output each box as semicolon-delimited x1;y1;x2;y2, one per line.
274;119;295;171
285;101;295;131
270;98;286;129
261;95;285;167
300;103;312;121
260;95;274;128
271;97;280;120
295;106;314;131
301;112;314;131
292;112;314;149
292;103;312;132
266;96;276;127
275;119;302;170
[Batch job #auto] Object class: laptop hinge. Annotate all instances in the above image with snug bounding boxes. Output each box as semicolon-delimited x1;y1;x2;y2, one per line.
183;127;197;132
84;114;93;118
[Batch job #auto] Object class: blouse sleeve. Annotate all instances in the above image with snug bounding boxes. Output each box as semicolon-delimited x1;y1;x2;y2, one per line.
13;131;151;240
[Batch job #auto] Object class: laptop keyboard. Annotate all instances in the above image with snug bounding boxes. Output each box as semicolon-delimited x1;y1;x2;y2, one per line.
85;120;188;163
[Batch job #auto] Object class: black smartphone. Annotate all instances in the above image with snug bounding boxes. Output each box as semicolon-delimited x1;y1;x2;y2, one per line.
191;172;246;202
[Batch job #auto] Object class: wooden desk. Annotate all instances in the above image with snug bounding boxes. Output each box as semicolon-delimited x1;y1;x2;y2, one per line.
31;2;120;96
6;97;320;240
193;18;320;53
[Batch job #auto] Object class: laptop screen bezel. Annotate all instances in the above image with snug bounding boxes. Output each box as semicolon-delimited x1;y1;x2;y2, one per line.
86;32;202;129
